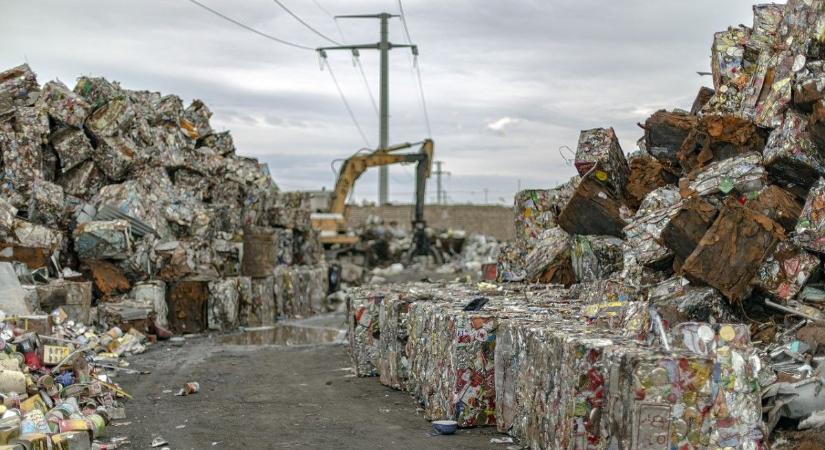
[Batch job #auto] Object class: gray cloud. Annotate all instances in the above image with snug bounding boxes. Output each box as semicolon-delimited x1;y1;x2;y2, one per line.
0;0;767;204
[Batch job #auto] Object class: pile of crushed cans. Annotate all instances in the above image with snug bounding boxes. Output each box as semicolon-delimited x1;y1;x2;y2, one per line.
0;62;331;446
349;1;825;448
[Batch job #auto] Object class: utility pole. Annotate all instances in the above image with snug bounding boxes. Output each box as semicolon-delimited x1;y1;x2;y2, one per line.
433;161;450;204
317;13;415;206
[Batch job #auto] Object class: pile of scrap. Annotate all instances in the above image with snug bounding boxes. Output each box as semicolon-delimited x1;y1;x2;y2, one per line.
0;63;329;336
352;1;825;448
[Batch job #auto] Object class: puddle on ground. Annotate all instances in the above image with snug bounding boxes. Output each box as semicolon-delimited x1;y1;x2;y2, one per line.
221;325;343;346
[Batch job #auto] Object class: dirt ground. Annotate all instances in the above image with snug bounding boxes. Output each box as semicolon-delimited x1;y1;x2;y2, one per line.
112;314;507;449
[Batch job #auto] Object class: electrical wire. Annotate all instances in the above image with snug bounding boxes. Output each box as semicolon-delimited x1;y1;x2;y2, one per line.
186;0;315;50
322;57;372;149
397;0;433;137
272;0;341;45
310;0;379;119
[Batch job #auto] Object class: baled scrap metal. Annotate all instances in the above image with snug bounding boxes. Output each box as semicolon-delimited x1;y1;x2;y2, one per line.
710;26;751;91
678;115;766;174
643;110;697;170
793;61;825;108
513;185;577;245
622;186;682;269
131;280;168;328
558;163;628;238
74;220;131;261
747;4;784;59
35;280;92;324
207;276;251;331
347;290;383;377
764;110;825;195
0;64;39;110
155;239;217;281
167;279;209;334
243;275;275;327
685;152;766;198
670;323;763;449
744;185;802;232
3;219;63;270
0;107;48;202
212;236;242;277
625;152;677;210
523;227;574;285
757;241;820;302
377;292;415;390
35;80;91;128
570;234;623;283
240;226;276;278
574;128;629;197
94;180;171;240
682;202;784;301
793;177;825;254
0;196;17;238
28;179;64;228
50;126;93;173
660;196;719;265
198;131;235;156
690;87;715;115
86;260;130;297
57;160;105;199
648;277;737;332
182;99;212;140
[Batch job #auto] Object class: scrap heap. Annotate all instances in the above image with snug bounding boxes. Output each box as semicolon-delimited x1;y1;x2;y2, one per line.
349;1;825;448
0;65;328;446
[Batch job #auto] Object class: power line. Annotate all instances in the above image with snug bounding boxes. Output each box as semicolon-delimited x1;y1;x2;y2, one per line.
271;0;341;45
186;0;315;50
397;0;433;137
321;56;372;148
309;1;379;119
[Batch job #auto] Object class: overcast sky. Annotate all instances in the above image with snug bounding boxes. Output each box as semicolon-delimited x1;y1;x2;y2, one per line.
0;0;765;205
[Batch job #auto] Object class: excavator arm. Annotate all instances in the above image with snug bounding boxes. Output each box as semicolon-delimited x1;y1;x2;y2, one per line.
330;139;433;216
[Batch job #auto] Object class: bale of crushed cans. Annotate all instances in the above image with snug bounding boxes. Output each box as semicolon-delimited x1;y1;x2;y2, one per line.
348;2;825;447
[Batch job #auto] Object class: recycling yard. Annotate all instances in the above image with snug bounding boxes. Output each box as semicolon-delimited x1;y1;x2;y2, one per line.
7;0;825;449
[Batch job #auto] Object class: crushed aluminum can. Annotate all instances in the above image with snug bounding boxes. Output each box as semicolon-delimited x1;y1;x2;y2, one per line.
757;241;820;302
794;177;825;254
685;152;766;198
574;127;629;197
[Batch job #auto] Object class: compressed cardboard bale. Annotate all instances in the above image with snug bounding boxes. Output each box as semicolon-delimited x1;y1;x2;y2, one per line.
643;110;697;169
522;227;574;285
197;131;234;156
346;290;382;377
625;152;677;210
86;260;130;298
74;220;132;260
570;234;624;283
622;186;682;269
35;80;91;128
764;109;825;197
690;87;715;115
35;280;92;324
0;64;39;110
56;160;105;199
50;127;93;173
678;115;766;173
757;241;820;302
745;185;803;232
167;279;209;334
574;127;629;196
131;280;168;328
660;196;719;263
682;202;784;301
557;163;627;238
647;277;737;331
243;276;275;327
794;177;825;254
684;152;766;198
27;179;64;227
207;277;250;331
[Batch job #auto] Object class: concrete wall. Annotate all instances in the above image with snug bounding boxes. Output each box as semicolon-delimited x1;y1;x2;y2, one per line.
346;204;514;241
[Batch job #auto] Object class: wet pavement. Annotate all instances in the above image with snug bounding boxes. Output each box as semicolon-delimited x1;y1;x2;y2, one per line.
114;314;503;449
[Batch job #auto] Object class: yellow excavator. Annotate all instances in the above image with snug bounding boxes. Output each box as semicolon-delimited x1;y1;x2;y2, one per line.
311;139;441;263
